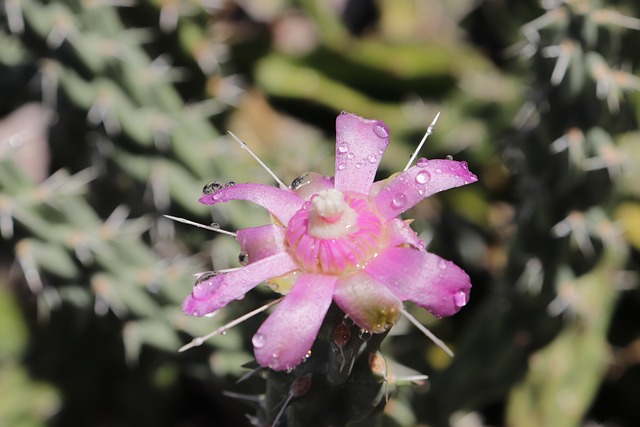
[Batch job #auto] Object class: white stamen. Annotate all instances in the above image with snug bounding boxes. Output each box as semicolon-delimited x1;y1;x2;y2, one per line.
178;297;284;352
400;307;454;357
227;131;288;189
404;112;440;172
163;215;236;237
312;189;345;220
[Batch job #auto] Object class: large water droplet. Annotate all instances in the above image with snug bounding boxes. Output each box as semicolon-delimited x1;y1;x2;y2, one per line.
373;124;389;138
391;193;407;208
453;290;468;308
415;170;431;184
368;154;377;163
203;181;223;194
338;163;347;171
252;332;266;348
338;142;349;153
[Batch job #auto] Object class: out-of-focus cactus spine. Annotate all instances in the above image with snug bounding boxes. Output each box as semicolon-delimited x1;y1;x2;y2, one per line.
424;1;639;425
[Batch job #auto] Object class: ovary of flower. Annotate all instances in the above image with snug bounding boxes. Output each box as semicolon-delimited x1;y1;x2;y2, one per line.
182;112;477;371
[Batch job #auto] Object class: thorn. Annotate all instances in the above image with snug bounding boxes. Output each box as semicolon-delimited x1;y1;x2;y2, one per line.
400;307;454;357
227;131;288;189
179;297;284;352
404;112;440;171
164;214;236;237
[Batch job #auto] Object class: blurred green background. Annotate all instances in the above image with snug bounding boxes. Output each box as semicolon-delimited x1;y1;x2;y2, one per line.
2;0;640;426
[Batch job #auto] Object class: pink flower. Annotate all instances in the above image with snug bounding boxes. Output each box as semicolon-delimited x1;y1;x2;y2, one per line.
183;112;477;371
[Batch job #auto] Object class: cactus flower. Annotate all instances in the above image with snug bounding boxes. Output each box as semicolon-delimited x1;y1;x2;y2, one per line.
183;112;477;371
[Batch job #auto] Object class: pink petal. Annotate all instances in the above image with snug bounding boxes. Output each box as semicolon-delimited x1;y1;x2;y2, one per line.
334;272;402;333
374;159;478;220
364;247;471;318
387;218;426;251
253;273;336;370
182;252;298;317
199;183;303;225
334;112;390;195
236;224;287;263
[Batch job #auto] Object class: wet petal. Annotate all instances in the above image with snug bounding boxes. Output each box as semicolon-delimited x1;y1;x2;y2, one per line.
182;252;298;316
236;224;287;263
364;247;471;317
387;218;426;251
374;159;477;220
334;112;390;195
253;273;336;370
334;271;402;333
199;183;304;225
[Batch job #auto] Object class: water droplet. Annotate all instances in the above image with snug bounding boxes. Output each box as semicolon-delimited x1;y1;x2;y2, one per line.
453;290;468;308
378;148;384;155
373;124;389;138
446;154;453;160
195;271;217;285
463;180;469;185
338;163;346;171
461;161;468;170
210;222;220;228
435;168;442;174
338;142;349;153
358;329;372;341
416;158;429;167
238;251;249;266
415;170;431;184
355;162;362;169
203;181;223;194
347;152;354;159
342;315;355;327
225;181;236;187
368;154;377;163
252;333;266;348
438;260;447;270
391;193;407;209
290;173;310;190
418;188;425;195
220;329;228;335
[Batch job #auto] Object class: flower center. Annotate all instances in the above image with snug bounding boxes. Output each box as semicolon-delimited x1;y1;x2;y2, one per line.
286;189;386;274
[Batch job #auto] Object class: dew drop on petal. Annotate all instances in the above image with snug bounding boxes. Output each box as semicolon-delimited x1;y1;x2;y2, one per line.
435;168;442;174
453;290;468;308
342;315;355;327
373;124;389;138
418;188;425;195
252;332;266;349
338;142;349;153
338;163;347;171
461;161;469;170
417;158;429;167
446;154;453;160
358;329;372;341
415;170;431;184
438;260;447;270
355;162;362;169
203;181;223;194
391;192;407;209
238;251;249;266
368;154;377;163
347;152;354;159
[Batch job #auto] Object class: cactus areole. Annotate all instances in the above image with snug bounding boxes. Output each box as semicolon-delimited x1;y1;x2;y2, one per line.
183;112;477;371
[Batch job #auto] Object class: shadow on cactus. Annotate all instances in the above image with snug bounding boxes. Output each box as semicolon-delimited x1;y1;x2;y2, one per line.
174;112;477;426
